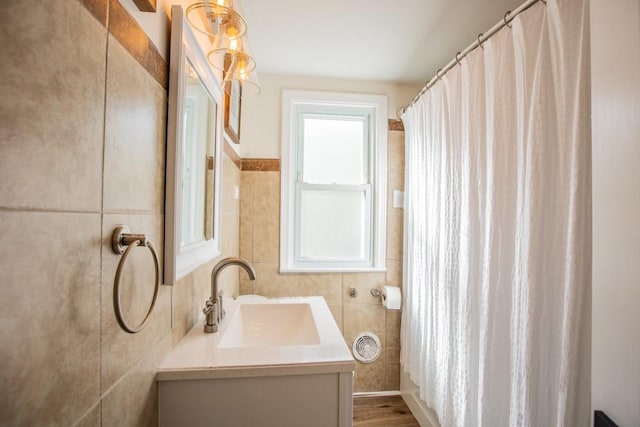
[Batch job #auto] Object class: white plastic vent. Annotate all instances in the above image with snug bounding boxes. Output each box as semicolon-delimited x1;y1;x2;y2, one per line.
352;332;381;363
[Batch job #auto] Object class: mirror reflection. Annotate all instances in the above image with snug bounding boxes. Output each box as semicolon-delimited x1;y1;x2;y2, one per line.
181;60;217;247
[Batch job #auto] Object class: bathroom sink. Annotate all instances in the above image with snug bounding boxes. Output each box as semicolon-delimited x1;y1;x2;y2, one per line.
218;303;321;348
158;295;353;372
158;296;354;426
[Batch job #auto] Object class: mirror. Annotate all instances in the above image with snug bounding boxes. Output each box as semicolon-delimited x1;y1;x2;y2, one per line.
165;6;224;285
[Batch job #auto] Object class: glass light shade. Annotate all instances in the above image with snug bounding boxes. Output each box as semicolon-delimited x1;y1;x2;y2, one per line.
211;36;244;56
186;1;247;39
222;56;261;96
208;49;256;73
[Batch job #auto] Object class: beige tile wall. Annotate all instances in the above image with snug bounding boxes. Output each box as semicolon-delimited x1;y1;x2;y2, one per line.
239;130;405;392
0;1;241;425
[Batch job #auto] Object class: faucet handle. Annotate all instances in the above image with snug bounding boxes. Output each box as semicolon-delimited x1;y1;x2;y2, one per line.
203;298;219;333
203;298;214;316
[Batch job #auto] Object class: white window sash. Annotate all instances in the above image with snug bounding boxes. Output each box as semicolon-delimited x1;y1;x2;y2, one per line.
297;112;371;185
294;183;372;266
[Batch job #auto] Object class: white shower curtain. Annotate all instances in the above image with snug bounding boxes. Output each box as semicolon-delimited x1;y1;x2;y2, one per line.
400;0;591;426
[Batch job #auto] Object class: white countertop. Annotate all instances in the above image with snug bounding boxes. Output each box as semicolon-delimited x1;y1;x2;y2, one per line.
158;296;355;381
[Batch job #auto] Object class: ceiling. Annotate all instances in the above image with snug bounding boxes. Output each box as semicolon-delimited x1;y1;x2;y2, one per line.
240;0;526;85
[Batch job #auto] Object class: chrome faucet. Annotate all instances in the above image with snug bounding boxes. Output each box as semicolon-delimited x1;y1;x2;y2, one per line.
203;257;256;333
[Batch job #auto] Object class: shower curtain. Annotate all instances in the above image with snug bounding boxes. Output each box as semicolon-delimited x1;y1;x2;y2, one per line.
400;0;591;426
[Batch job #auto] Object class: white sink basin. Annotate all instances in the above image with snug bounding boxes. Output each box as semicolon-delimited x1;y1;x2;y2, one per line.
218;303;321;348
158;296;354;375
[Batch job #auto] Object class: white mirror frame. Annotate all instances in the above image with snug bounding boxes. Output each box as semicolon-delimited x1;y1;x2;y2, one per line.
165;5;224;285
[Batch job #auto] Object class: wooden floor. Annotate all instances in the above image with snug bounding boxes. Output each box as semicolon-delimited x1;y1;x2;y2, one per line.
353;395;420;426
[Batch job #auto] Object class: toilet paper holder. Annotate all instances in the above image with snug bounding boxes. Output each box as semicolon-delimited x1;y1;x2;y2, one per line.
370;286;402;310
370;288;383;299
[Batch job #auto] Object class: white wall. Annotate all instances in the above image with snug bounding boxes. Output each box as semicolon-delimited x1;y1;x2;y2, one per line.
239;73;421;158
591;1;640;426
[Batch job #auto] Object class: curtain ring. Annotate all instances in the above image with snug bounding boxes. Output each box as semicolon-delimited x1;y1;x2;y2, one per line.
477;33;484;49
455;52;463;66
504;11;512;28
436;68;443;81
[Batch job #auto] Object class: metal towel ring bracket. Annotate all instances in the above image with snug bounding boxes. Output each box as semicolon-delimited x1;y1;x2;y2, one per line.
111;225;160;334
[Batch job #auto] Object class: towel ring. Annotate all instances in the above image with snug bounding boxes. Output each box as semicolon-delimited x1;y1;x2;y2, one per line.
111;225;160;334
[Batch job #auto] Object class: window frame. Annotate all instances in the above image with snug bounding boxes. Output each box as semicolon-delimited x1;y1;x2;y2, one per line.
280;90;387;273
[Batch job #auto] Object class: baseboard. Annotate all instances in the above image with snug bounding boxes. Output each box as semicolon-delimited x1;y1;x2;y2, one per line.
353;390;401;398
400;371;441;427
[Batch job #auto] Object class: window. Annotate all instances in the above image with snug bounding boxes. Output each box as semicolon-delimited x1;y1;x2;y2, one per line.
280;90;387;272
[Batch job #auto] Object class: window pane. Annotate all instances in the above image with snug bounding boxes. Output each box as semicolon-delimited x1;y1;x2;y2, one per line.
299;190;367;260
302;117;366;185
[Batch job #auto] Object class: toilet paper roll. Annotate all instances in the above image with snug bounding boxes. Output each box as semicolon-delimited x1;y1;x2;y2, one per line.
381;286;401;310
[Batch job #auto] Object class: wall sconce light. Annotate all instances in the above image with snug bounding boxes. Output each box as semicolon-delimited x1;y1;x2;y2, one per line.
208;36;261;96
186;1;247;39
222;51;261;96
207;37;256;74
186;0;260;97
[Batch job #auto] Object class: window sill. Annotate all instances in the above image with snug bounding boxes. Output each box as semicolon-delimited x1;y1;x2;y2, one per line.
279;266;388;274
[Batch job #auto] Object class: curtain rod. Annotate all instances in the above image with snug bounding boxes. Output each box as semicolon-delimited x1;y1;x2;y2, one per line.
398;0;546;117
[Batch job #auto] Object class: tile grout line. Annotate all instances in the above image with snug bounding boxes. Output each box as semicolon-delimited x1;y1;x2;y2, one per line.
0;206;101;214
99;5;110;425
102;209;164;216
71;400;101;427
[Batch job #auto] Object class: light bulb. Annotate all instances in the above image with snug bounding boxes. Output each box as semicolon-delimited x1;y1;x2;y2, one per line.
226;26;240;38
